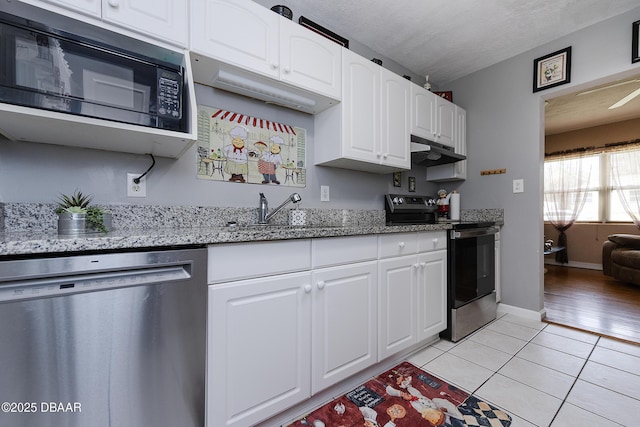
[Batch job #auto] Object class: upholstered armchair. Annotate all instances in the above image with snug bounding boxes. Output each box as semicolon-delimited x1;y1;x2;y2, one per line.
602;234;640;286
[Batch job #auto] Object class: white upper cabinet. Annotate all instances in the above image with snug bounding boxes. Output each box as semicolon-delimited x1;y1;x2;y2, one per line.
426;105;467;181
190;0;280;78
411;85;437;140
411;85;456;147
279;17;341;100
37;0;101;17
102;0;188;47
333;50;380;165
19;0;188;47
380;67;412;169
190;0;341;113
314;49;411;173
437;96;456;147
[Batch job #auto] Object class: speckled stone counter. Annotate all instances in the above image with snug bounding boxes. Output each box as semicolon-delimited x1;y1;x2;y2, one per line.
0;203;503;256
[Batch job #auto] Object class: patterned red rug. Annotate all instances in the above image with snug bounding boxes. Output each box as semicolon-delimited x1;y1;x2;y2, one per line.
287;361;512;427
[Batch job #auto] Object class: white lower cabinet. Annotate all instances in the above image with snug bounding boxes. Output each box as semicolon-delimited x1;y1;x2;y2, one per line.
311;261;377;393
417;250;447;340
207;232;445;426
378;232;447;359
378;254;418;359
207;272;312;427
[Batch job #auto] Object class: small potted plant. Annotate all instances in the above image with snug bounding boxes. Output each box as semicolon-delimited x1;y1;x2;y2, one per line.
55;190;112;235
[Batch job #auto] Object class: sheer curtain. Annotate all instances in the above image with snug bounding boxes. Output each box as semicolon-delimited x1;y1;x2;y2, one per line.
544;149;594;263
610;142;640;229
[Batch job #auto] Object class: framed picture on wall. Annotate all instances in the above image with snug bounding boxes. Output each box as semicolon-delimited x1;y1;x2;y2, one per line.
408;177;416;192
633;20;640;63
533;46;572;92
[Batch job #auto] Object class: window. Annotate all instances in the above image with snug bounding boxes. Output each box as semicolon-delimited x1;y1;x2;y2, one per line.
544;143;640;223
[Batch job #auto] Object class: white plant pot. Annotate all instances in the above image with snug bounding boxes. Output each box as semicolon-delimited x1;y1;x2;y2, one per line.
57;212;113;235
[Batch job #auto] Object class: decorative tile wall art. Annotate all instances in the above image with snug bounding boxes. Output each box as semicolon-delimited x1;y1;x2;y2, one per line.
196;106;306;187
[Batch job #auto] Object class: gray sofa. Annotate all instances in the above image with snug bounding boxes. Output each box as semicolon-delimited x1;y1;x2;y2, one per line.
602;234;640;286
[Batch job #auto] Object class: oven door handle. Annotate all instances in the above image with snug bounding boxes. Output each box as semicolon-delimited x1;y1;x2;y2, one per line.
450;226;499;239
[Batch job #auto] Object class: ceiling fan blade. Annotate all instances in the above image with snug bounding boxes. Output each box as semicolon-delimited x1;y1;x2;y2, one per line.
609;87;640;109
576;79;640;96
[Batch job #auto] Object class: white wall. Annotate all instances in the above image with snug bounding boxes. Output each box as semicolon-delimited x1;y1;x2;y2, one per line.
448;7;640;312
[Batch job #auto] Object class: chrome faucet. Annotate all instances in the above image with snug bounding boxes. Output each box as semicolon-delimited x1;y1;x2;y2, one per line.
258;192;302;224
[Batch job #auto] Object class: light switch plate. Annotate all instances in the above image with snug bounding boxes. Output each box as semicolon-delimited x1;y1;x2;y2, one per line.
513;179;524;193
320;185;330;202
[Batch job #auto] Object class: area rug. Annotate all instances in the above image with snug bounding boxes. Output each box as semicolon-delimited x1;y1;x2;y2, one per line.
286;361;512;427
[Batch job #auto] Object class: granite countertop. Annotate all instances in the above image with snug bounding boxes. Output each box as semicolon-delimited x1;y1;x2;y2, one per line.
0;223;453;256
0;203;503;256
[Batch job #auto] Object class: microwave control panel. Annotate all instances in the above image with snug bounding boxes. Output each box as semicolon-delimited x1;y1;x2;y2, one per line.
157;69;182;119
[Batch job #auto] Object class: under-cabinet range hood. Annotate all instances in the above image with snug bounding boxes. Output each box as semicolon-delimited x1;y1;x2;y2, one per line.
410;134;466;167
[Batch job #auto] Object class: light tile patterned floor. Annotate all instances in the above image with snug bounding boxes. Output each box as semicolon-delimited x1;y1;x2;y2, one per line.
407;314;640;426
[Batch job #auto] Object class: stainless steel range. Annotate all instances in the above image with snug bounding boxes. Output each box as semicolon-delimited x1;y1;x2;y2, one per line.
442;222;498;342
385;194;498;342
385;193;438;225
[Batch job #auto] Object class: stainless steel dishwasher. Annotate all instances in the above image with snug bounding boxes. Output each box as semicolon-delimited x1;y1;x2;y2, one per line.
0;247;207;427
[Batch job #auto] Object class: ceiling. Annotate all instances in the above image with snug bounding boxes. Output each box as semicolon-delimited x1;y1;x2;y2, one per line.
257;0;640;133
544;75;640;135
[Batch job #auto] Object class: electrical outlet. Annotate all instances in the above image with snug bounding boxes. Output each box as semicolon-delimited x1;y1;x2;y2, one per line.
512;179;524;193
320;185;330;202
127;173;147;197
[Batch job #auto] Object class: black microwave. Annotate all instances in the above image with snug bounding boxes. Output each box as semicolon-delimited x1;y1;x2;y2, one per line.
0;11;186;132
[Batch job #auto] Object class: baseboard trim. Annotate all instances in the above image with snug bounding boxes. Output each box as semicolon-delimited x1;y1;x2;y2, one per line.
544;260;602;270
497;303;546;321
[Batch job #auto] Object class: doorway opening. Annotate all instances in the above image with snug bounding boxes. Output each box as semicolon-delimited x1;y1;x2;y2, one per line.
542;73;640;343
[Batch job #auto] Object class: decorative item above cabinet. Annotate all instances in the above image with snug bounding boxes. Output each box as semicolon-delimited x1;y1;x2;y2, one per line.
189;0;341;114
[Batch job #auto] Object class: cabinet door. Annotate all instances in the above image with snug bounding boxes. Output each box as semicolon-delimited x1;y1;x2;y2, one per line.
416;250;447;341
380;67;411;169
207;273;311;427
436;97;456;147
378;255;417;359
33;0;101;17
190;0;279;77
280;18;341;100
103;0;188;47
453;106;467;179
411;85;437;140
311;261;377;393
342;50;380;164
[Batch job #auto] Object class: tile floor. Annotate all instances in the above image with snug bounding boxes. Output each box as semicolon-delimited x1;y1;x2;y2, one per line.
407;314;640;426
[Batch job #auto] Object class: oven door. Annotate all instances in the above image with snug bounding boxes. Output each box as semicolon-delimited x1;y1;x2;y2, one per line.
449;227;498;308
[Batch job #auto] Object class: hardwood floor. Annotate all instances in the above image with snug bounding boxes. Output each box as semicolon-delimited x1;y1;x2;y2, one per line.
544;264;640;344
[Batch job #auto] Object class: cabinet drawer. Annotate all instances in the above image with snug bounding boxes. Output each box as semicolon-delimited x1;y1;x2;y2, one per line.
417;231;447;252
378;233;418;258
312;235;377;268
208;240;311;283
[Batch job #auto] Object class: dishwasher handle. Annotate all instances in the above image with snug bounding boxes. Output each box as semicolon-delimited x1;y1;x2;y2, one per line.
0;265;191;303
